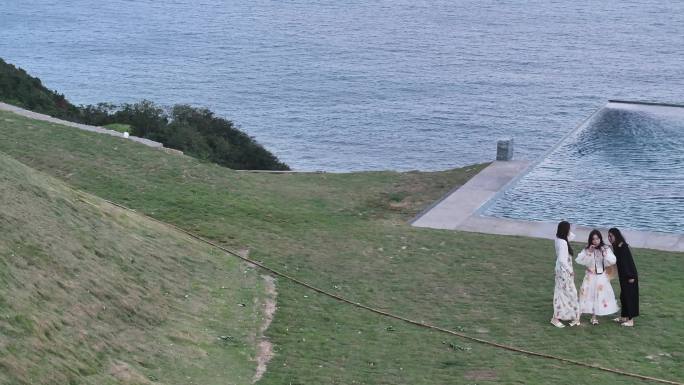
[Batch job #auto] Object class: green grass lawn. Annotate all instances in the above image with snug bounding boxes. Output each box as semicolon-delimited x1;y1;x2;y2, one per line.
103;123;132;134
0;152;266;385
1;109;683;384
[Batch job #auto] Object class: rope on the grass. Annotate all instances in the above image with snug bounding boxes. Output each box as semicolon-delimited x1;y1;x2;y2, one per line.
79;193;684;385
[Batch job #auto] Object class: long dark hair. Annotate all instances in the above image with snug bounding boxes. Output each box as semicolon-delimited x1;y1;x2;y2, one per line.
556;221;573;256
608;227;628;247
586;229;605;250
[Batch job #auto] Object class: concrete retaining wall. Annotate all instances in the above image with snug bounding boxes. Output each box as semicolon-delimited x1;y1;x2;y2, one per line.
0;101;174;151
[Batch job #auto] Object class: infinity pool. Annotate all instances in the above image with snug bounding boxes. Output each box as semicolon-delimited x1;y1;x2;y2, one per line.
484;101;684;234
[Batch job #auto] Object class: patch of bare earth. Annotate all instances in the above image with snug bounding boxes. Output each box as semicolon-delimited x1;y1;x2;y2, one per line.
109;361;153;384
464;369;498;381
253;274;277;383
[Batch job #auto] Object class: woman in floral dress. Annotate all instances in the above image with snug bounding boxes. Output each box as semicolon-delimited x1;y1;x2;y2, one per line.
551;221;580;328
576;229;619;324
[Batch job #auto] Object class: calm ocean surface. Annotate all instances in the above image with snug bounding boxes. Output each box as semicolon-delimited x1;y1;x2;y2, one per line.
1;0;683;171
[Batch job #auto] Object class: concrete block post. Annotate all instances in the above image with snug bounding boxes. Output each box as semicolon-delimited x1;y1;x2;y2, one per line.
496;139;514;161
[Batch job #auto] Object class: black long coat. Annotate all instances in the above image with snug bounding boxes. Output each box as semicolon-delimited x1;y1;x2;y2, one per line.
614;243;639;318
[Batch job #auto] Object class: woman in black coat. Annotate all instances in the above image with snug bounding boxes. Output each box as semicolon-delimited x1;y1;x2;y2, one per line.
608;227;639;326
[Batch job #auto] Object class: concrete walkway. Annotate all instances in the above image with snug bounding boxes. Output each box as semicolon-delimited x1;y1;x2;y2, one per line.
411;161;684;253
0;102;165;149
411;160;530;229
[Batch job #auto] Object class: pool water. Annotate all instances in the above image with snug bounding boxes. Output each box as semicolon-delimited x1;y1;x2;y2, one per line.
484;102;684;234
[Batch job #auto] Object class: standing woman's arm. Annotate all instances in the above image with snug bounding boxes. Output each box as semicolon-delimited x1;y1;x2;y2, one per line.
575;248;591;267
555;240;573;275
623;246;638;280
603;246;617;266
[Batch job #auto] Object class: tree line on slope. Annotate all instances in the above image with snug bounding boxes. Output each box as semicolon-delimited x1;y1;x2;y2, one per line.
0;58;289;170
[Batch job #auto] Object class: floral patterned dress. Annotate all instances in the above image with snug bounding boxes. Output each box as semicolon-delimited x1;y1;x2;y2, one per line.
553;238;579;320
576;246;619;316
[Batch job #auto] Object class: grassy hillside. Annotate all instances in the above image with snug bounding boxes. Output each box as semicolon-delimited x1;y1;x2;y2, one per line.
0;151;267;384
1;109;683;384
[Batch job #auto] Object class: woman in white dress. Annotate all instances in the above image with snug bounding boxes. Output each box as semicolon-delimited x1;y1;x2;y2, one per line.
551;221;580;328
576;229;619;324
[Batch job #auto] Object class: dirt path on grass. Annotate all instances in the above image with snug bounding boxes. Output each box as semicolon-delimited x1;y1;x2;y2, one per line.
253;274;277;383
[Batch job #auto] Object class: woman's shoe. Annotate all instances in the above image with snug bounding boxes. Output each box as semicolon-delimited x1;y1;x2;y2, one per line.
550;319;566;328
569;320;581;327
590;318;599;325
612;317;625;323
621;320;634;327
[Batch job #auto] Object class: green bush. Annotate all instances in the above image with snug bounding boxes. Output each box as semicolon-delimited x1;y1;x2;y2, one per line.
0;58;81;120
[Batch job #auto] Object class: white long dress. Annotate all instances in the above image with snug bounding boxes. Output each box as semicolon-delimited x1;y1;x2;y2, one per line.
553;238;579;321
576;246;619;316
